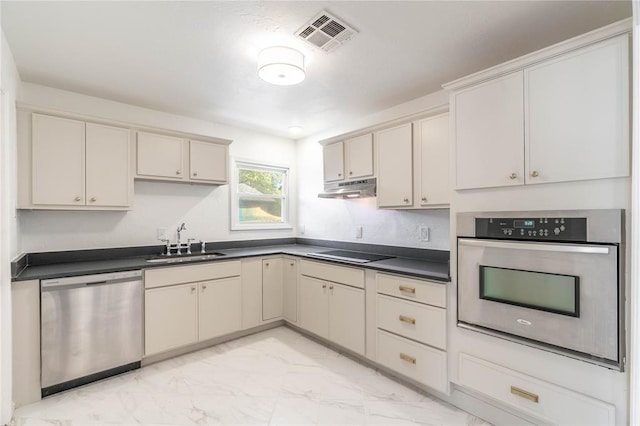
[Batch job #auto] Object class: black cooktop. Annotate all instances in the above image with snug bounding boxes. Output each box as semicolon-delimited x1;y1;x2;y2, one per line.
308;250;394;263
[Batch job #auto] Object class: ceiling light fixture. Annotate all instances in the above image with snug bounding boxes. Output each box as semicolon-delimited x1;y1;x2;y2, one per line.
288;126;303;134
257;46;305;86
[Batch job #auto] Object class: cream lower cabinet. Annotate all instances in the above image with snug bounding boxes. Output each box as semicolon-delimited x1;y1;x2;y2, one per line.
198;277;242;341
283;257;298;323
375;273;448;393
144;261;241;356
262;258;284;321
299;260;365;355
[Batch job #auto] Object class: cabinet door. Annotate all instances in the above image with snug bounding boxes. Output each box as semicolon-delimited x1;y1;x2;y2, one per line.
137;132;184;179
32;114;85;205
376;123;413;208
145;283;198;356
417;114;450;206
85;123;131;207
525;35;629;184
189;140;228;183
283;258;298;323
198;277;242;341
346;134;373;179
454;71;524;189
329;283;365;355
262;258;283;321
299;276;329;339
323;142;344;182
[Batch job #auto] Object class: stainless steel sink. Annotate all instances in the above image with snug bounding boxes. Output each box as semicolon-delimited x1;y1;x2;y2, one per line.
146;253;226;263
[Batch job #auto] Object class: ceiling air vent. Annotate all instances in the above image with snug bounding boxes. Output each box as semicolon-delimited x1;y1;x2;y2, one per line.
296;11;358;53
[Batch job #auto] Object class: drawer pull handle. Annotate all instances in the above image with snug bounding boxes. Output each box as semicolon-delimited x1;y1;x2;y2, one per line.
399;285;416;294
399;353;416;364
510;386;539;403
399;315;416;325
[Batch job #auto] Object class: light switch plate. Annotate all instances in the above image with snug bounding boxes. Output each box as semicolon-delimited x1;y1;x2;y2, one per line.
419;226;430;242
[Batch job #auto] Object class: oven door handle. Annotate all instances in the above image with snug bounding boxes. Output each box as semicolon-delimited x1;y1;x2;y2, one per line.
458;238;610;254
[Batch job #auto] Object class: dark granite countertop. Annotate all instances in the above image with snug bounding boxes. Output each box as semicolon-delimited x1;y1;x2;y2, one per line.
12;238;450;283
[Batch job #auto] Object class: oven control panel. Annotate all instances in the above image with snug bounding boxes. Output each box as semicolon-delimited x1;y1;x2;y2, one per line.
475;217;587;241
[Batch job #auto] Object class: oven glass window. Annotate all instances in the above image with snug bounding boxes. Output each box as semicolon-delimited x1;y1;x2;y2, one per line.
480;266;579;317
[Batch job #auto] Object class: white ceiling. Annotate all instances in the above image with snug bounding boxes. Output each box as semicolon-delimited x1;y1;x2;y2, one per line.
2;1;632;139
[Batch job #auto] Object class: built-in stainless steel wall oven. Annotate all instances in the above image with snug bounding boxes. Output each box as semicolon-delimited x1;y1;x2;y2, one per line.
457;209;624;370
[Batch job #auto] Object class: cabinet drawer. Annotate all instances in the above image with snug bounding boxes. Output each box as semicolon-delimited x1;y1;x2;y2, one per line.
376;294;446;349
376;273;445;307
376;329;447;393
458;354;615;425
145;260;241;289
299;260;364;289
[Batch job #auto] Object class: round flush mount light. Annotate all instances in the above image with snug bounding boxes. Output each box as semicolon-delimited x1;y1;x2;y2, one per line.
258;47;305;86
288;126;303;134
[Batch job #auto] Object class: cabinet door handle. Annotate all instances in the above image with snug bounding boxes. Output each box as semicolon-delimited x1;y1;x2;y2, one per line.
201;285;207;292
191;287;196;293
349;171;353;175
338;173;342;177
290;263;294;266
421;197;427;202
399;315;416;325
322;284;327;289
510;386;539;403
403;198;409;203
399;285;416;294
329;285;334;290
176;170;181;175
530;170;539;178
509;173;517;180
265;262;269;267
193;172;198;177
399;353;416;364
90;197;96;202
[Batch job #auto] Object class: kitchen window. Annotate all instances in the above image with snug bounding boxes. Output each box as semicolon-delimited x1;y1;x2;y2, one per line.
231;160;291;230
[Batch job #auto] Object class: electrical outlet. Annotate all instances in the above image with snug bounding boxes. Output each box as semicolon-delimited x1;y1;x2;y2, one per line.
419;226;430;242
356;226;363;239
157;227;167;240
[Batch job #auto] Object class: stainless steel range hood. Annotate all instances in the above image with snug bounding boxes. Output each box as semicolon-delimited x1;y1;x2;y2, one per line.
318;178;376;199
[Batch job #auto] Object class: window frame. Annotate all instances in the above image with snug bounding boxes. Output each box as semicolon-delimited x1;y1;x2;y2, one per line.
230;159;291;231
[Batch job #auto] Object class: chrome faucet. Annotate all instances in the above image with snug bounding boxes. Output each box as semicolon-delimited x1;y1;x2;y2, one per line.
176;223;186;255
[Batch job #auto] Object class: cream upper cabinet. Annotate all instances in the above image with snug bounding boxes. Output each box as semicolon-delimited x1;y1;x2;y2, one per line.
416;113;450;207
32;114;86;206
198;277;242;341
453;71;525;190
85;123;131;207
283;257;298;323
451;34;629;190
30;113;131;209
376;123;413;207
262;258;284;321
136;132;231;185
323;141;344;182
189;140;228;183
524;35;629;184
136;132;184;179
345;133;374;179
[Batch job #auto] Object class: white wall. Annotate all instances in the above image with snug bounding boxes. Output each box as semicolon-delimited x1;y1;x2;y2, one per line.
1;25;23;424
17;83;297;253
296;90;451;251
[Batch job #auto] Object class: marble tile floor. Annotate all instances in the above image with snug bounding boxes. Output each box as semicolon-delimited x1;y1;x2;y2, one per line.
11;326;491;426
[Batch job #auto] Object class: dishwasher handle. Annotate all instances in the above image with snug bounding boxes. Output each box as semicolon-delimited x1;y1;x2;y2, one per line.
41;270;142;291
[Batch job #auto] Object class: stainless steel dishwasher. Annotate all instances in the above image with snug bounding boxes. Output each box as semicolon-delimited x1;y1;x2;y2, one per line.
40;270;143;397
